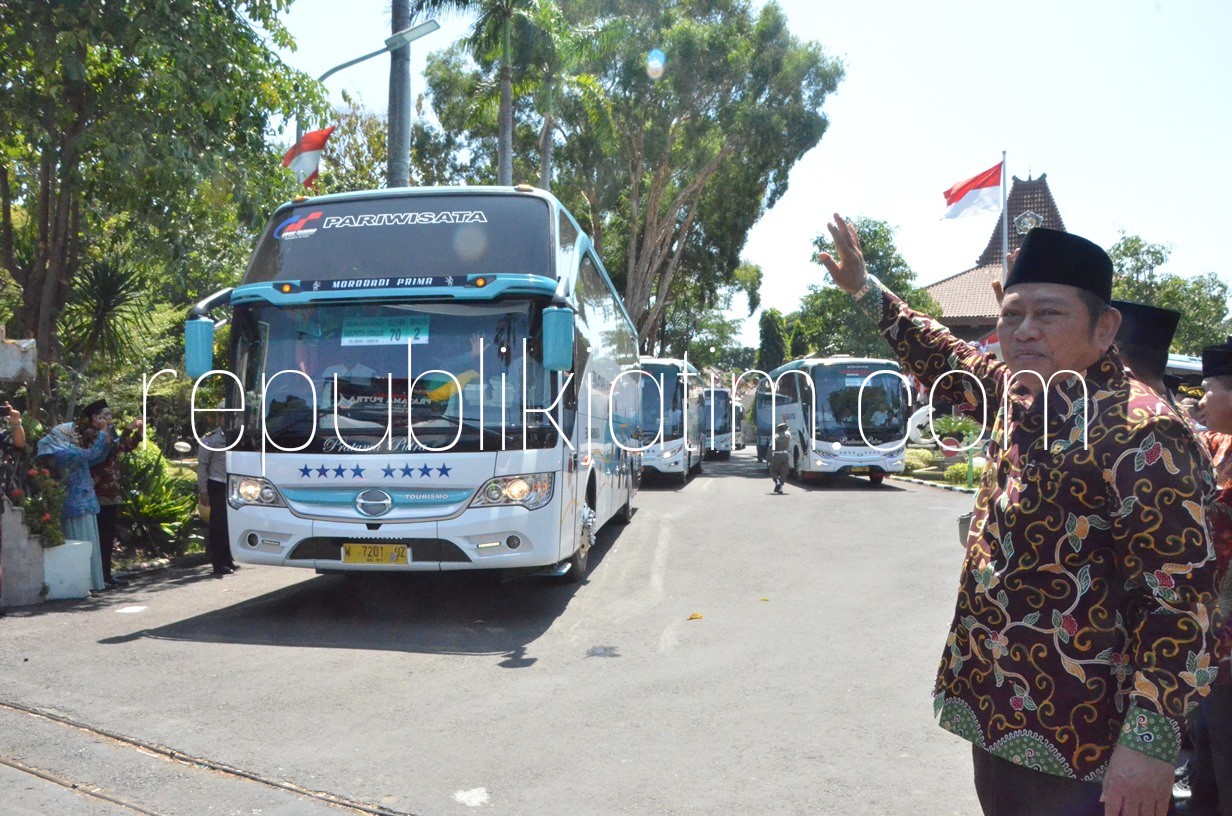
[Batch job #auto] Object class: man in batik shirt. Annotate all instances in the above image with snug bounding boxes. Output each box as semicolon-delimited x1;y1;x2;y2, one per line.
1188;341;1232;815
819;218;1218;816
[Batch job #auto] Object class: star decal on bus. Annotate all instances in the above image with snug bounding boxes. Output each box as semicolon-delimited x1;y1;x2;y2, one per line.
437;464;452;477
300;465;313;477
418;464;434;478
400;464;416;477
382;465;397;478
350;466;366;478
316;465;330;478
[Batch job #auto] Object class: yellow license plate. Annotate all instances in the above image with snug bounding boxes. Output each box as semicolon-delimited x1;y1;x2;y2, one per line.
342;543;409;565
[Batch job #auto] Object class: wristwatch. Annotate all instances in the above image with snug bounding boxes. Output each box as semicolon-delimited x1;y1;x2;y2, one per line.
852;275;878;302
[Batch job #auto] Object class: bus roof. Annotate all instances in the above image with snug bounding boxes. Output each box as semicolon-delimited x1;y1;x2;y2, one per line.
639;356;701;375
768;355;900;374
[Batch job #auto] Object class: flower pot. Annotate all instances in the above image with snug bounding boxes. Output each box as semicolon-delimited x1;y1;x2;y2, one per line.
1;504;45;607
43;539;92;601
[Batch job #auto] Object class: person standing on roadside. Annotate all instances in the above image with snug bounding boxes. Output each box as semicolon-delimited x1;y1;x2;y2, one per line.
769;421;791;494
79;401;143;589
1185;340;1232;816
196;424;236;577
819;216;1217;816
37;400;115;593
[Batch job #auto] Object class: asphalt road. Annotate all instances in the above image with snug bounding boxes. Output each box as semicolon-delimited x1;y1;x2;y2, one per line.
0;447;980;815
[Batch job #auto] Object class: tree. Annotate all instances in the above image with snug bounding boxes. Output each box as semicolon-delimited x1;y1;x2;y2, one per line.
314;92;468;194
563;0;842;345
1108;232;1229;355
801;217;940;358
424;0;842;345
0;1;320;419
757;308;786;372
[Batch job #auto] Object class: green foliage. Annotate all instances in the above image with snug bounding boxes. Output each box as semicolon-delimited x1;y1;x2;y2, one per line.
902;448;935;474
930;414;984;445
944;461;971;486
0;0;322;421
757;309;787;372
117;443;197;557
1109;232;1229;355
803;217;941;358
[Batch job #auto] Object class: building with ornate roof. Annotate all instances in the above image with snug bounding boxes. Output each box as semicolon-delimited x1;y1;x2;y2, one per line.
925;174;1067;343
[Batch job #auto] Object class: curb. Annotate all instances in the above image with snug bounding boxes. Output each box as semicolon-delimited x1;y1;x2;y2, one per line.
889;474;977;494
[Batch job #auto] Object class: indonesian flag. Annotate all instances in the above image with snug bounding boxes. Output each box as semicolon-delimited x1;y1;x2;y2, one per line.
942;161;1003;219
977;330;1001;359
282;126;335;187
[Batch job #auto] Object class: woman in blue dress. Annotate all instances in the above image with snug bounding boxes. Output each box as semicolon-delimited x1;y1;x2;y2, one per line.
36;399;113;592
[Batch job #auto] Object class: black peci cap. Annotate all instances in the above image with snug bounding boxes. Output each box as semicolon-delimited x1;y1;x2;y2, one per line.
1112;300;1180;353
1004;228;1114;304
1202;336;1232;378
80;398;109;420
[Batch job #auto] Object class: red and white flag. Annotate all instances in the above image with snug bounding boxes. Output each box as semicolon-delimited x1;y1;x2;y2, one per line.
282;126;335;187
942;161;1003;219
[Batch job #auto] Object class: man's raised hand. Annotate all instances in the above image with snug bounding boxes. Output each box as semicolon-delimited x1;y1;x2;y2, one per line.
816;213;868;295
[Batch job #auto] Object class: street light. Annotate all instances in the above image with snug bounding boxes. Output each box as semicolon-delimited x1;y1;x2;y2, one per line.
295;19;440;142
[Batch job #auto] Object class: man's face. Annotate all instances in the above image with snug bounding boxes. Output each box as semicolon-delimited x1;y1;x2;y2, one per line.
997;283;1120;393
1199;378;1232;433
90;408;112;430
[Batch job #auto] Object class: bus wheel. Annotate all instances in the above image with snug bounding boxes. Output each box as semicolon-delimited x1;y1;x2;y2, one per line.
563;503;596;583
790;451;800;481
869;473;886;487
679;468;689;486
614;487;634;524
721;451;731;461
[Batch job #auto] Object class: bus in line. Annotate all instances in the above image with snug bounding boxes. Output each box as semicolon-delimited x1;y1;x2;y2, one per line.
185;186;641;582
638;356;704;485
700;385;734;460
758;355;909;486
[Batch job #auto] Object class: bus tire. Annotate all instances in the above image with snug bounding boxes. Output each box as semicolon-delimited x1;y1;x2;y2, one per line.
790;450;800;481
614;487;634;524
869;472;886;487
562;502;596;583
721;450;731;461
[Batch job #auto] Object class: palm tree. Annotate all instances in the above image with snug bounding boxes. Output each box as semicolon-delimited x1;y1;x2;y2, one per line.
410;0;529;185
58;256;151;419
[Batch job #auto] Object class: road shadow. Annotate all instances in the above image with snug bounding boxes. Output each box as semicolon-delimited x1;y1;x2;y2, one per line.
93;523;629;665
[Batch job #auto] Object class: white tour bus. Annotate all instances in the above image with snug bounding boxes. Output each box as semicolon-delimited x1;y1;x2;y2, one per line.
760;355;909;485
637;357;704;484
184;186;641;582
700;385;735;459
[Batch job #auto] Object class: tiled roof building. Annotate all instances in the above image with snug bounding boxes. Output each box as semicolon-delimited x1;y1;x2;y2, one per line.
925;174;1066;342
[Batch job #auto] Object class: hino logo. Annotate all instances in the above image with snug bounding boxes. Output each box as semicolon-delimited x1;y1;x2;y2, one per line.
356;489;394;517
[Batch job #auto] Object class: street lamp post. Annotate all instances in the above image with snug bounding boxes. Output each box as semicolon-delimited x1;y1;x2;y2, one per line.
294;19;440;148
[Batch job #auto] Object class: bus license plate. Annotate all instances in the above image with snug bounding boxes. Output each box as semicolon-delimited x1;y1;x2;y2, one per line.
342;544;409;565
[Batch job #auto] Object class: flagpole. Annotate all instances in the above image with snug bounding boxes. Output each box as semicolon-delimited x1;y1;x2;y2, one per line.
1000;150;1009;282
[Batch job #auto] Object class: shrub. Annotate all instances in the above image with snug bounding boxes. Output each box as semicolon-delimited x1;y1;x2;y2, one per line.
930;414;984;445
9;458;66;548
944;462;973;485
118;443;198;557
903;449;934;473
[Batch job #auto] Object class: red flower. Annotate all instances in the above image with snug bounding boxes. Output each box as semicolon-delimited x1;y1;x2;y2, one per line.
1154;570;1175;589
26;468;37;477
9;489;23;499
39;468;50;477
1062;615;1079;637
1010;696;1024;711
1144;442;1163;466
41;513;51;522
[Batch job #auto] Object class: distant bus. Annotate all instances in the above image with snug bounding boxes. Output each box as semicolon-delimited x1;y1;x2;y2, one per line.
638;357;704;484
761;356;909;486
184;186;640;582
700;386;734;459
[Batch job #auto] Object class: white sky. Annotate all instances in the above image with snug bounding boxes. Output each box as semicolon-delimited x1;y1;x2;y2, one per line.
277;0;1231;345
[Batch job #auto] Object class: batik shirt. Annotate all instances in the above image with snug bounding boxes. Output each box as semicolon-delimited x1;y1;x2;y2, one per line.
855;276;1218;781
1199;432;1232;683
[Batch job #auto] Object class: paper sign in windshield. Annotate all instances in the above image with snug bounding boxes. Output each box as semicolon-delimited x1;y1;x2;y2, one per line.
341;316;429;346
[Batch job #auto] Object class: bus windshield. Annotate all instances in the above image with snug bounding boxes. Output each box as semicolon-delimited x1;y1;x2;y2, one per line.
811;364;906;444
640;363;685;441
229;300;557;453
244;194;553;284
702;389;732;434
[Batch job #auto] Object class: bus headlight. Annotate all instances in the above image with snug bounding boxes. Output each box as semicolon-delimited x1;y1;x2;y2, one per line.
660;446;681;459
470;473;554;511
229;475;286;510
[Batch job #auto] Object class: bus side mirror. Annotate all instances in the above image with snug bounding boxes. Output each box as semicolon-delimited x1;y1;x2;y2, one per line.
542;306;574;372
185;318;215;378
